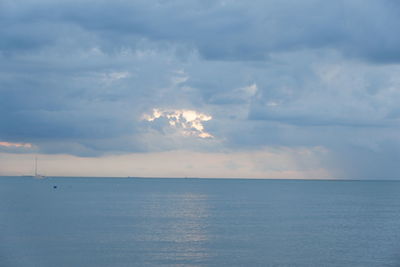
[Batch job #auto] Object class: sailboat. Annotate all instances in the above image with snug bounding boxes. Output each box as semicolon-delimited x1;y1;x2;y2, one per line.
34;156;45;179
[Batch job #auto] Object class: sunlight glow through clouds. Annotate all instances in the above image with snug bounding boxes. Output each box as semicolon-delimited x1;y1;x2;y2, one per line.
0;141;32;148
143;109;213;138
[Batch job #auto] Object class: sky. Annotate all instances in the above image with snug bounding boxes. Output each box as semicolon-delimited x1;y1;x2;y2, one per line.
1;0;400;179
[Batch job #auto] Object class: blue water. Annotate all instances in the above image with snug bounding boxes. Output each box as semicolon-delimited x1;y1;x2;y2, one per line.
0;177;400;267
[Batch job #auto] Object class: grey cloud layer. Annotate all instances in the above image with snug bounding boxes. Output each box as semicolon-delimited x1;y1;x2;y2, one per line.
2;0;400;178
2;0;400;62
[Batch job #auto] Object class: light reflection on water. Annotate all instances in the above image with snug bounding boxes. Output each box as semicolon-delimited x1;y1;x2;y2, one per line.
139;193;211;265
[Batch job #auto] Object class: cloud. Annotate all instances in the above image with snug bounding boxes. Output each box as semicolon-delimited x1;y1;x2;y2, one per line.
0;141;34;153
143;108;213;139
2;0;400;63
0;141;32;148
1;0;400;178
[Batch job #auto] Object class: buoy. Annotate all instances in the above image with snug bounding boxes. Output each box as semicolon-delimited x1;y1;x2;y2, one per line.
53;185;57;189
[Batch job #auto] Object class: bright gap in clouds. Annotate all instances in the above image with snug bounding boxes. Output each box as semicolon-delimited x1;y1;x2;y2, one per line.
143;109;213;139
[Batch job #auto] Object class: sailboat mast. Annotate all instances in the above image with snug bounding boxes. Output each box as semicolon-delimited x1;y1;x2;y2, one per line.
35;156;37;176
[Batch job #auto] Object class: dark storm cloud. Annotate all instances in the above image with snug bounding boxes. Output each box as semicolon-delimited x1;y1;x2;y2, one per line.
2;0;400;62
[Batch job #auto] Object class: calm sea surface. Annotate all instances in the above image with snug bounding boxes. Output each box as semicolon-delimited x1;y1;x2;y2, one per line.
0;177;399;267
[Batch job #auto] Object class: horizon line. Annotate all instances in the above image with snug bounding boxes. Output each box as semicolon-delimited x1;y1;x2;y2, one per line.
1;175;399;182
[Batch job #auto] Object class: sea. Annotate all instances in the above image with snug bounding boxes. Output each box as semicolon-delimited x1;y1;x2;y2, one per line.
0;177;399;267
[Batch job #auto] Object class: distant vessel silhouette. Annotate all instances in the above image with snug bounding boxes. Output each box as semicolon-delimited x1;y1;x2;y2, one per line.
33;156;45;179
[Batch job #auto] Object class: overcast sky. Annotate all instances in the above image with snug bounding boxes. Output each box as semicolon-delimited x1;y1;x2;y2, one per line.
1;0;400;179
